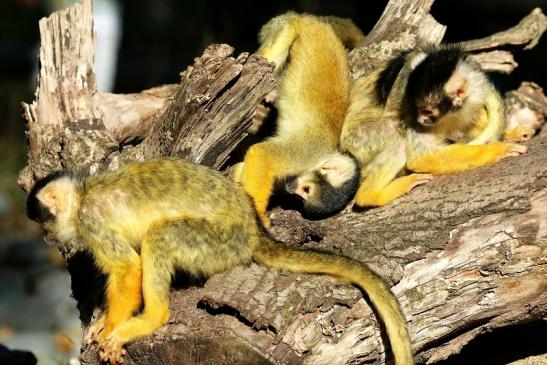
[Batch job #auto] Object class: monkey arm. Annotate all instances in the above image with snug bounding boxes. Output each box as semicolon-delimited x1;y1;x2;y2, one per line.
342;117;431;208
82;229;142;344
240;138;318;227
86;262;142;345
91;240;142;343
99;256;142;341
406;142;527;174
100;217;255;364
240;143;278;228
354;147;432;207
356;171;434;207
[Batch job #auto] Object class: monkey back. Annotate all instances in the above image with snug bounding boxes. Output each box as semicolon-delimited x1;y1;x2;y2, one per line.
77;158;260;249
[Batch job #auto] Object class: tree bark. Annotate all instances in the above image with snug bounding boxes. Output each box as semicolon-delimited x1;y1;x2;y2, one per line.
20;0;546;364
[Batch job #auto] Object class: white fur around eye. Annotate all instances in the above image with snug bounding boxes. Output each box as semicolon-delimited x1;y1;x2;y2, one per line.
296;183;313;200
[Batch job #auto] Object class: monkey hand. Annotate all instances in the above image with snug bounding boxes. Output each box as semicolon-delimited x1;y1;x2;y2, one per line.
85;314;106;345
355;173;434;207
258;212;271;229
500;142;528;157
99;333;127;365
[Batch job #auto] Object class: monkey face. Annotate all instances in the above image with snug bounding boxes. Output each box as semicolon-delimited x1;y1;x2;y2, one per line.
26;171;78;245
285;153;360;218
415;94;452;127
416;105;442;126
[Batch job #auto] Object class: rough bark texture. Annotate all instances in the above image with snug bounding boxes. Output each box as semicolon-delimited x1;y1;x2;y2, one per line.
17;1;276;181
20;0;547;364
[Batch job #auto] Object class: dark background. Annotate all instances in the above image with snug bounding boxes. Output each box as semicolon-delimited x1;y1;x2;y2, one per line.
0;0;545;364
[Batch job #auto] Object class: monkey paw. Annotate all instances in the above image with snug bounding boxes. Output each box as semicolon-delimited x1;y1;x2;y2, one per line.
85;314;106;345
406;173;434;189
99;334;127;365
503;143;528;157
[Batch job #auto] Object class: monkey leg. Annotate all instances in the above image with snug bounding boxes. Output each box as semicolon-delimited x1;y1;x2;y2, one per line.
100;218;253;364
99;232;170;364
355;161;432;207
91;253;142;344
240;143;281;228
407;142;528;175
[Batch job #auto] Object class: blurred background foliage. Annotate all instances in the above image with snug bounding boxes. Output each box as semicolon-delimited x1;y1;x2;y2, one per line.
0;0;545;364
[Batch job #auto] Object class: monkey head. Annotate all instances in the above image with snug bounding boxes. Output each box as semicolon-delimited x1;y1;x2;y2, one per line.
285;152;360;218
406;45;485;128
26;171;79;245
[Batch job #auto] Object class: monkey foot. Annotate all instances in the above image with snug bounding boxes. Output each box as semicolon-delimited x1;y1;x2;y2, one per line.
503;143;528;157
407;173;434;189
85;315;106;345
99;334;127;365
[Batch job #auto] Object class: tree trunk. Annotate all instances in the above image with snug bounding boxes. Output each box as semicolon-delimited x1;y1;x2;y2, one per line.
20;0;547;364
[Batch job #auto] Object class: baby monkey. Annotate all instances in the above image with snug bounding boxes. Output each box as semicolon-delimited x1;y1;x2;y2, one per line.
341;44;527;208
232;13;362;227
27;158;414;365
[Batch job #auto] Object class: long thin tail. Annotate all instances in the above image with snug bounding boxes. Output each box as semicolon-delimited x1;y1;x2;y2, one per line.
254;237;415;365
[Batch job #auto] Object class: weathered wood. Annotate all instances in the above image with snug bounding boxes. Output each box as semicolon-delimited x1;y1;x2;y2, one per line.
19;0;115;194
21;0;546;365
349;6;546;78
349;0;446;77
96;84;178;144
468;50;518;74
505;82;547;142
141;45;276;169
458;8;547;52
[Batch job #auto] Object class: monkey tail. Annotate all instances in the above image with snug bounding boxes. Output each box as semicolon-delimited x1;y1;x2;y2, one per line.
257;12;300;71
253;237;415;365
319;15;366;49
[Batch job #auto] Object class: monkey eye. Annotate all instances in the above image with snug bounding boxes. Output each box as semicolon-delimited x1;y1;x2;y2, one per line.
298;185;314;200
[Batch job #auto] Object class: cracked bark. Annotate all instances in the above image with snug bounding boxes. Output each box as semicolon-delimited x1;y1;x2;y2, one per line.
20;0;546;364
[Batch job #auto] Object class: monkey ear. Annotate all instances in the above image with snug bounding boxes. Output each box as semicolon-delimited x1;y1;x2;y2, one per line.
319;153;357;188
445;68;469;106
36;186;59;216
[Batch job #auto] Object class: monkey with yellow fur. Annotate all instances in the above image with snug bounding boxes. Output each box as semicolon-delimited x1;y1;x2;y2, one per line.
341;44;527;208
232;13;363;228
26;158;415;365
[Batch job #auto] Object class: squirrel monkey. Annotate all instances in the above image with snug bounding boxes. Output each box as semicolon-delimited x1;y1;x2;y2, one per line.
341;44;528;208
233;13;361;227
27;158;414;365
